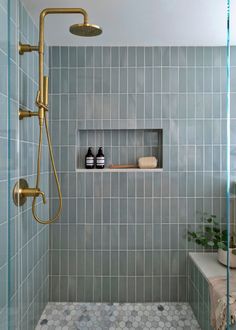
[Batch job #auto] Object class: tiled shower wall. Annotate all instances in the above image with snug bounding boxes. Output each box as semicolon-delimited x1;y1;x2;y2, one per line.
0;1;49;329
49;46;230;302
15;2;49;329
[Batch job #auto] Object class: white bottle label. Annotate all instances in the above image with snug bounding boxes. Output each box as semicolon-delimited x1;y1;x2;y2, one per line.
96;157;105;165
86;157;94;165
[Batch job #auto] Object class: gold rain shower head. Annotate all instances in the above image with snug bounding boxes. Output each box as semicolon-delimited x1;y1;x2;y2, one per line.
70;23;102;37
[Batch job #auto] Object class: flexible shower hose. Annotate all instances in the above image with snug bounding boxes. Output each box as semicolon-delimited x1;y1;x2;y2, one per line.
32;112;62;224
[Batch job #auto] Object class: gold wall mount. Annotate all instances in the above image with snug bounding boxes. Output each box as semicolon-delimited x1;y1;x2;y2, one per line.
19;42;39;55
19;108;38;120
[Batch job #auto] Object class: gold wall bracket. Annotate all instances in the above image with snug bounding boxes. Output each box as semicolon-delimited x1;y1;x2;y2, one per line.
19;108;38;120
19;42;39;55
13;178;46;206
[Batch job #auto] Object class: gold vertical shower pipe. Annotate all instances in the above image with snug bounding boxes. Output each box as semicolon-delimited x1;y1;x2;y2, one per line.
31;9;89;224
32;9;89;224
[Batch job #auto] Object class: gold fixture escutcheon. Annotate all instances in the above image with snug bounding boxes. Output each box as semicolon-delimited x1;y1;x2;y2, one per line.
13;178;29;206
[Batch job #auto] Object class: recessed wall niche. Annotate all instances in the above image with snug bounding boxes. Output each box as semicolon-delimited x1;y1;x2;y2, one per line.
76;128;163;172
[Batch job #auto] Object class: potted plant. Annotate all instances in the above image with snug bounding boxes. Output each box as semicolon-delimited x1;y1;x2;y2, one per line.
188;213;236;268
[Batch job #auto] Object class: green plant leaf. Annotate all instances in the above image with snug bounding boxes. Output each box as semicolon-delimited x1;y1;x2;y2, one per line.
196;239;204;246
207;241;215;247
187;212;228;250
217;242;226;250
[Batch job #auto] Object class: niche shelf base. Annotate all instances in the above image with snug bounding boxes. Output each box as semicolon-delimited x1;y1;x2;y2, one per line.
76;168;163;173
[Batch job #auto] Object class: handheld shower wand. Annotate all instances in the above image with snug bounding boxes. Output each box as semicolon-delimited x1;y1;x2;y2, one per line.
15;8;102;224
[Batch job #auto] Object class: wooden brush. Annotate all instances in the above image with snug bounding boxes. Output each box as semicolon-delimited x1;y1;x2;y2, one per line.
109;164;137;169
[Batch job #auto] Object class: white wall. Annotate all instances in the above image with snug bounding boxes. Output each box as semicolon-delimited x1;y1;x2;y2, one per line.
21;0;236;46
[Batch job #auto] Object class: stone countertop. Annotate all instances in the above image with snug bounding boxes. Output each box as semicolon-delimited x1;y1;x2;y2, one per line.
189;252;236;280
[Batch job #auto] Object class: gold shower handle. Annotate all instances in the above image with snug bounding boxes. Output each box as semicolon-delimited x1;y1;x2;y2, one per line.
13;179;47;206
18;76;48;121
39;191;47;204
20;187;47;204
24;188;46;204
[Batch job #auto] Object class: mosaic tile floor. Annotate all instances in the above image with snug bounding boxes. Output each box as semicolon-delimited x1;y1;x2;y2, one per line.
36;302;201;330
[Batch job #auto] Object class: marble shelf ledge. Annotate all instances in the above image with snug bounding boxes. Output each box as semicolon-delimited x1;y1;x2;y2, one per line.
76;168;163;173
189;252;236;280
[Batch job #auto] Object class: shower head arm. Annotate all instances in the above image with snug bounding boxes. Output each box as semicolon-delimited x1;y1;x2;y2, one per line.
39;8;89;54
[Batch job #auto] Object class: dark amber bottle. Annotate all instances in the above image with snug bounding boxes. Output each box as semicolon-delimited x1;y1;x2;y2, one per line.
85;147;95;169
96;147;105;169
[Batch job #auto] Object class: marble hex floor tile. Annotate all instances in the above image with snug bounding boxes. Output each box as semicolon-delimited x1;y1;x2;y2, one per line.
36;302;201;330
